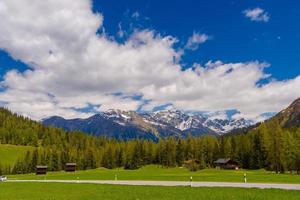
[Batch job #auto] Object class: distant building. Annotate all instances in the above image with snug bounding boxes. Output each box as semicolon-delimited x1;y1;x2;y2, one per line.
214;158;239;170
65;163;76;172
36;165;48;175
184;159;200;171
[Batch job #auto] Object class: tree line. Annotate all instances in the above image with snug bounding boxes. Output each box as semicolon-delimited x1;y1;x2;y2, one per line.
0;108;299;174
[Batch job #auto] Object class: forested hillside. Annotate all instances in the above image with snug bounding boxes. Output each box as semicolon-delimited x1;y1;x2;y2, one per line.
0;107;299;175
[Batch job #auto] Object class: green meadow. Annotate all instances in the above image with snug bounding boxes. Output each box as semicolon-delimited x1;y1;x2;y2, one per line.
8;165;300;184
0;144;34;166
2;144;299;184
0;182;299;200
1;143;300;200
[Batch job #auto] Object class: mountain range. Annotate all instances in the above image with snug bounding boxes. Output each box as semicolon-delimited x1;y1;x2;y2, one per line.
42;98;300;141
43;108;271;141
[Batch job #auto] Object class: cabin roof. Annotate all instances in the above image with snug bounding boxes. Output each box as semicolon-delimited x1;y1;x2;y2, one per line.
66;163;77;165
36;165;48;168
214;158;233;164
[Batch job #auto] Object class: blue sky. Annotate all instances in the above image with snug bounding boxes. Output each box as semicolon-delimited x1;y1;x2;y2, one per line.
0;0;299;120
91;0;300;80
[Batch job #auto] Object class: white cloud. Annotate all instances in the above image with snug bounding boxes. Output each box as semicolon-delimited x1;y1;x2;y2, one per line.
132;11;140;19
185;32;209;50
0;0;299;121
243;7;270;22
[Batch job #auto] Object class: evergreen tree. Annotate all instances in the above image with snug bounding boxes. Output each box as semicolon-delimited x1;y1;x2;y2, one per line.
176;139;185;166
31;149;39;172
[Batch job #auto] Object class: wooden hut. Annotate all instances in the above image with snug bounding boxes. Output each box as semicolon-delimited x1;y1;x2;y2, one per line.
214;158;239;170
184;159;200;171
65;163;76;172
36;165;48;175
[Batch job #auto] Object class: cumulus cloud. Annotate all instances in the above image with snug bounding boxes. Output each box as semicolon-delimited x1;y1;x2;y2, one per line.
185;32;209;50
0;0;299;121
243;7;270;22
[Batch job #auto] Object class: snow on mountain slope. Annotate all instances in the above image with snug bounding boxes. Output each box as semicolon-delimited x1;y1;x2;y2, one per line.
43;108;273;141
149;109;255;134
100;109;262;134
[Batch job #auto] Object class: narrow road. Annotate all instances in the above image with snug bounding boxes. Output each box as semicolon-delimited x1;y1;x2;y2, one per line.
6;180;300;190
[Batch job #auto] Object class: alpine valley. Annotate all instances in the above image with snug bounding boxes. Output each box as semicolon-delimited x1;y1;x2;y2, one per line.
43;108;275;141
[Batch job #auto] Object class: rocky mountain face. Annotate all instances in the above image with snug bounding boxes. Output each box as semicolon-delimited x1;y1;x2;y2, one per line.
203;117;253;133
273;97;300;128
43;113;160;141
43;109;256;141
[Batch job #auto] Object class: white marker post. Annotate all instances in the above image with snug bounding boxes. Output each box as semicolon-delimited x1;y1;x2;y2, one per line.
244;173;247;183
190;176;193;187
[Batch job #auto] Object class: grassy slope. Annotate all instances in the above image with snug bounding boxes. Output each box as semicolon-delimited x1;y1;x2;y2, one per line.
8;165;300;184
0;182;299;200
0;144;34;166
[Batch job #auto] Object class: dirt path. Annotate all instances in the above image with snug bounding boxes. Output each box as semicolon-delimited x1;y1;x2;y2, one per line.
6;180;300;190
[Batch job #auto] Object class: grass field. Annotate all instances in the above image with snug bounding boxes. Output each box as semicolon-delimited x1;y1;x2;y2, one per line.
8;165;300;184
0;144;34;166
0;182;299;200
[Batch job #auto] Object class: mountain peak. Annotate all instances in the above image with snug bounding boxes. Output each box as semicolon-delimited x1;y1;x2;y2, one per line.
289;97;300;109
275;97;300;127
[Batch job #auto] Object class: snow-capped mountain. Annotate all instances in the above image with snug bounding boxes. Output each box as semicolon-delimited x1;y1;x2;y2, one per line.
195;110;253;133
149;110;206;130
43;108;263;141
203;118;253;133
148;109;255;134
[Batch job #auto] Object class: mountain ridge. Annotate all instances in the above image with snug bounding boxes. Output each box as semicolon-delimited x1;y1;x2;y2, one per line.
273;97;300;128
43;109;256;140
42;97;300;140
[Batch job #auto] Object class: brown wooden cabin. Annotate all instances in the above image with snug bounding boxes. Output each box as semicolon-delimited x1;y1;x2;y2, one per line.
184;159;200;166
214;158;239;170
36;165;48;175
184;159;200;171
65;163;76;172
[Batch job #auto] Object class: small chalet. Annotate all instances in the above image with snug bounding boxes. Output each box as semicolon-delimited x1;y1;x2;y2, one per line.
65;163;76;172
184;159;200;171
184;159;200;167
36;165;48;175
214;158;239;170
